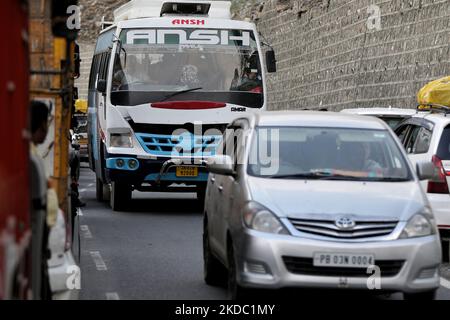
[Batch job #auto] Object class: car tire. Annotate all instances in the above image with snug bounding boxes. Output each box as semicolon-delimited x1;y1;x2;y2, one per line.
203;222;226;287
96;177;104;202
403;289;437;300
227;241;249;300
197;188;206;208
110;182;131;212
442;239;449;263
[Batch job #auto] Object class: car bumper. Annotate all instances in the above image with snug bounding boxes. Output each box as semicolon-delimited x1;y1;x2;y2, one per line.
235;230;441;293
48;251;80;300
428;193;450;230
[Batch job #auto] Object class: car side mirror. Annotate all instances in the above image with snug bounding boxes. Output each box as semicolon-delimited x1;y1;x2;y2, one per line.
206;155;235;176
266;50;277;73
97;79;107;94
416;161;436;181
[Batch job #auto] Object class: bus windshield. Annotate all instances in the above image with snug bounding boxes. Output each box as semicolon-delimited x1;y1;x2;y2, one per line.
111;28;264;108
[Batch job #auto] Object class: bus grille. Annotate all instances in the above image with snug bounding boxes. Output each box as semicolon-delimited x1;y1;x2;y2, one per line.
136;133;222;157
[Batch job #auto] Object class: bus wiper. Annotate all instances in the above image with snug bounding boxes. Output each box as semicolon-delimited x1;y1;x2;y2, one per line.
160;87;203;102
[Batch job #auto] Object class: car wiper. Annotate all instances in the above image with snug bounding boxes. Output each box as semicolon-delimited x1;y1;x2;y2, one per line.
267;171;365;180
160;87;203;102
267;171;332;179
366;177;411;182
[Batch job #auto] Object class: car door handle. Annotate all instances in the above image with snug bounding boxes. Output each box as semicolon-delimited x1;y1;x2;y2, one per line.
218;186;223;192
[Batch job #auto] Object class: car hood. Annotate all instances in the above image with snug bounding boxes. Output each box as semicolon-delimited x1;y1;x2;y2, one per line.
247;177;428;222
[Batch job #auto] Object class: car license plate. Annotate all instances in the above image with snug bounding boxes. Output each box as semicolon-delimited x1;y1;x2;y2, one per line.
176;166;198;177
313;253;375;268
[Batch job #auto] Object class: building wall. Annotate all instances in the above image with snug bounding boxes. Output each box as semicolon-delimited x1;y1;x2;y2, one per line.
254;0;450;110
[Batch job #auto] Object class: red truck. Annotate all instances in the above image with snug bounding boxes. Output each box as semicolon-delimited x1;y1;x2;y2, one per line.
0;0;33;299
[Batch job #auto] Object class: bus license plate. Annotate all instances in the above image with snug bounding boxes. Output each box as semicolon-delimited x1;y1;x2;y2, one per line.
176;166;198;177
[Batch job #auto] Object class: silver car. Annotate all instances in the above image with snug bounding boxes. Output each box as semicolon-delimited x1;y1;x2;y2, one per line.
203;111;442;300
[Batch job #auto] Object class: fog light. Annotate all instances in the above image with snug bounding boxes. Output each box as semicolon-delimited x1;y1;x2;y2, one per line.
128;159;138;169
417;267;438;279
116;159;125;168
244;261;269;275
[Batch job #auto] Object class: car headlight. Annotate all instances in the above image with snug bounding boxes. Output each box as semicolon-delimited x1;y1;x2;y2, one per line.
400;213;436;239
242;202;289;235
110;132;133;148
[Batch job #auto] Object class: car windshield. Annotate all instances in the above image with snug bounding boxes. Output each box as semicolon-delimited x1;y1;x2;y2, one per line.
111;28;263;107
247;126;412;181
378;116;410;129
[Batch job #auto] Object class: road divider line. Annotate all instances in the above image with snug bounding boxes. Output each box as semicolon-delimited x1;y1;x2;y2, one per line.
106;292;120;300
80;225;93;239
90;251;107;271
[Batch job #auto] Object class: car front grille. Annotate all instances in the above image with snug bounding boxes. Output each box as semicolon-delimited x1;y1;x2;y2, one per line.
282;257;404;277
135;133;222;157
288;218;398;239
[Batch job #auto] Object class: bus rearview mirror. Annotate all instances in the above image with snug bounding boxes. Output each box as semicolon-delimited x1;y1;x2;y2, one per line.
266;50;277;73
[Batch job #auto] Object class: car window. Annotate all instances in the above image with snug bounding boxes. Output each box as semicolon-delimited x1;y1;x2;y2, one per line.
222;125;244;169
378;116;409;130
405;125;421;154
437;126;450;160
412;127;432;154
395;125;410;144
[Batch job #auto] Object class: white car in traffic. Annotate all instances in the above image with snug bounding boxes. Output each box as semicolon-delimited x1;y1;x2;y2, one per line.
394;106;450;262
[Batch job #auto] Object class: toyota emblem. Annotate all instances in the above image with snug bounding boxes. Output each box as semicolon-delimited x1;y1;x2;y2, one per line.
335;216;356;230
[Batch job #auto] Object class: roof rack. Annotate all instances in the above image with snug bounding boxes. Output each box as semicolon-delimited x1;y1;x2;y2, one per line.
417;104;450;116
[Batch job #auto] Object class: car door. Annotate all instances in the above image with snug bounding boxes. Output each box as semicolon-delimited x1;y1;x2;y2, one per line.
435;125;450;192
214;121;247;260
208;128;235;259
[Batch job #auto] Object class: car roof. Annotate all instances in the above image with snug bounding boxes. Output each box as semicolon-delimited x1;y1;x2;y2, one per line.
340;107;416;116
251;111;388;130
409;111;450;125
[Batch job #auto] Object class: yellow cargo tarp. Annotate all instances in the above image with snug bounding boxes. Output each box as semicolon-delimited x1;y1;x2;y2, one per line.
417;76;450;107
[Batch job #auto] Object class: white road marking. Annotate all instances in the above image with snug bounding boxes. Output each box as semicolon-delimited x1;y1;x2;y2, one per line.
106;292;120;300
79;188;87;193
441;277;450;289
78;209;83;216
80;225;93;239
88;183;94;187
90;251;107;271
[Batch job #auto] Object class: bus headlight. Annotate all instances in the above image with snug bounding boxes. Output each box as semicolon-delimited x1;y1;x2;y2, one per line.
110;132;133;148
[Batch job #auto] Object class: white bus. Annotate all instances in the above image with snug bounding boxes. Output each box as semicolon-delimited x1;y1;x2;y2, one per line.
87;0;276;211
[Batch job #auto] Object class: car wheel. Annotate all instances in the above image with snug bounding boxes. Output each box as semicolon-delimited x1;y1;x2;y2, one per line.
197;188;206;207
96;177;104;202
227;241;249;300
110;182;131;212
203;221;226;286
403;289;437;300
